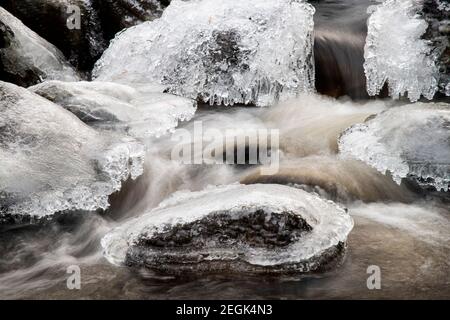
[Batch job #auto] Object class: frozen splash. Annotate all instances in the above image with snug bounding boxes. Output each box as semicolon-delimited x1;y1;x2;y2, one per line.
29;81;197;139
338;103;450;192
0;82;144;219
93;0;315;106
101;184;353;273
364;0;439;102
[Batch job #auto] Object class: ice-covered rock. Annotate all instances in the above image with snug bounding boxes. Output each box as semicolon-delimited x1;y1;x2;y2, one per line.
0;7;79;87
93;0;315;106
338;103;450;192
1;0;171;72
101;184;353;274
364;0;439;102
0;81;144;220
29;81;197;139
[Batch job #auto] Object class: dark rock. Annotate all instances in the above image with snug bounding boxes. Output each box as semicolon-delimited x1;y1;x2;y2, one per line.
422;0;450;98
0;0;171;73
0;7;80;87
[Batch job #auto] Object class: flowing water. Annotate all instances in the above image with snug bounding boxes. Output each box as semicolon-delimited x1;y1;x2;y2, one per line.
0;0;449;299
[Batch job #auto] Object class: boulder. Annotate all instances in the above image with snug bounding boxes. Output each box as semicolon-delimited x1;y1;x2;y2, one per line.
0;7;79;87
339;103;450;192
29;80;197;139
0;81;144;221
101;184;354;274
93;0;315;106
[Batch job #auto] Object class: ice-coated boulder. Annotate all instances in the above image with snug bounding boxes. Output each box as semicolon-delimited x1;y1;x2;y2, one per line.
338;103;450;192
364;0;439;102
101;184;353;274
93;0;315;106
29;81;197;139
0;7;80;87
0;81;144;220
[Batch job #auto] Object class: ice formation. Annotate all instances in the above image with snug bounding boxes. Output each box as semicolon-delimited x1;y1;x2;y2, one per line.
338;103;450;192
29;81;197;139
0;81;145;219
93;0;315;106
0;7;79;86
364;0;439;102
101;184;354;274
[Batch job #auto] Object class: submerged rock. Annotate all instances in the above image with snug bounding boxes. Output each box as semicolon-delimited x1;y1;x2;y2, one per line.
29;80;197;139
338;103;450;192
0;7;80;87
241;157;414;203
93;0;315;106
0;81;144;220
101;184;353;274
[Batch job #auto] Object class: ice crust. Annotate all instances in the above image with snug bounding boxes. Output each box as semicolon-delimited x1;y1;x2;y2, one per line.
101;184;354;273
364;0;439;102
93;0;315;106
29;81;197;139
338;103;450;192
0;81;145;219
0;7;79;85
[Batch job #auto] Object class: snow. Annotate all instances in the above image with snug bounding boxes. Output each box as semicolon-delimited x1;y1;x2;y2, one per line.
29;81;197;139
0;7;79;84
364;0;439;102
338;103;450;192
0;81;144;219
101;184;353;273
93;0;315;106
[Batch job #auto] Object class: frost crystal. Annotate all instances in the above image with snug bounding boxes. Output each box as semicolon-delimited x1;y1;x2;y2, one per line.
0;81;145;219
364;0;439;102
338;103;450;192
101;184;353;273
93;0;315;106
29;81;197;139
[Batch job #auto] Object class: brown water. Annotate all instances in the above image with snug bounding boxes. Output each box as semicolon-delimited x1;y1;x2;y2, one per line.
0;0;449;300
0;94;449;299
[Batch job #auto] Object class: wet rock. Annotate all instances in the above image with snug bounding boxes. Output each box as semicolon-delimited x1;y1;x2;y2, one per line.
1;0;171;73
29;80;197;139
95;0;171;40
0;81;144;220
339;103;450;193
0;7;79;87
101;184;354;274
422;0;450;98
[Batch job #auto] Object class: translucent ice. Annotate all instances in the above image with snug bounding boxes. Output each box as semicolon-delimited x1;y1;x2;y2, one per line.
29;81;197;139
0;81;144;219
0;7;80;86
93;0;315;106
101;184;353;274
338;103;450;192
364;0;439;102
